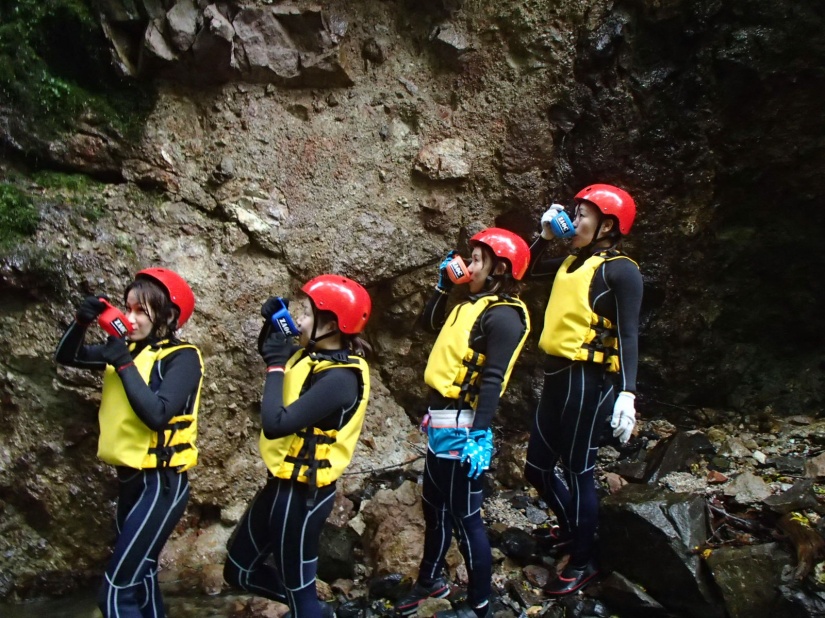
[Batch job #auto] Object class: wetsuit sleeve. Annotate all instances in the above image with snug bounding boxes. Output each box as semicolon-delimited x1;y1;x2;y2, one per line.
526;237;566;278
53;320;107;370
472;305;526;430
607;259;643;393
116;347;203;430
261;367;360;439
420;289;450;333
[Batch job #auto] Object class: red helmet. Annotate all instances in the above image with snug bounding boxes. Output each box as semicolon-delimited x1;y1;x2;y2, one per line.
574;184;636;235
470;228;530;280
136;268;196;327
302;275;371;335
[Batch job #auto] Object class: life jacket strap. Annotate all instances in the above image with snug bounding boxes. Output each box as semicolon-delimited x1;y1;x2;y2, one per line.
148;442;192;467
454;350;483;412
287;430;334;503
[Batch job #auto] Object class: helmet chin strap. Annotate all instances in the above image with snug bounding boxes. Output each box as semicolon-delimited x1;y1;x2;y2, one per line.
306;308;338;352
482;257;508;291
584;217;605;252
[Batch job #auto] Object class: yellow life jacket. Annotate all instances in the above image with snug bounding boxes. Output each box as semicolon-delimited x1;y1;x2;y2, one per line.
538;252;637;372
424;294;530;410
98;340;203;471
258;350;370;487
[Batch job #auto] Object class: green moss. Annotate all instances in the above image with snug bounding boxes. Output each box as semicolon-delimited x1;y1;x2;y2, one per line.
0;0;155;142
0;183;39;248
32;170;107;223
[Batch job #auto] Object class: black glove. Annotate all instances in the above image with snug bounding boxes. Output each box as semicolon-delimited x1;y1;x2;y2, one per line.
261;296;287;321
261;331;293;367
76;295;108;325
436;250;458;293
101;336;133;369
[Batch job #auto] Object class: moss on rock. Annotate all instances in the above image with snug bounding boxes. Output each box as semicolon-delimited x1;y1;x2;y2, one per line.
0;0;155;142
0;183;39;248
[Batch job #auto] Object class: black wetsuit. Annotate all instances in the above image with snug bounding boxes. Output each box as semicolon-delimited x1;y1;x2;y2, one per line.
524;237;643;568
54;321;202;618
224;347;361;618
416;290;527;608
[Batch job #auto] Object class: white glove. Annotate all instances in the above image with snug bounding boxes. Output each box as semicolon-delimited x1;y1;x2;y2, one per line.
540;204;565;240
611;391;636;444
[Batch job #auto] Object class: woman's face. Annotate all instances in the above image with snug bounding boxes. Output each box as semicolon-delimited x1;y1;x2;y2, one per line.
466;246;493;294
125;289;155;342
294;297;337;348
572;200;604;248
294;297;314;348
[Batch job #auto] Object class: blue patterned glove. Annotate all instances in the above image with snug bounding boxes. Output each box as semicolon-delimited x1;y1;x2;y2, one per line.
460;428;493;479
436;250;458;293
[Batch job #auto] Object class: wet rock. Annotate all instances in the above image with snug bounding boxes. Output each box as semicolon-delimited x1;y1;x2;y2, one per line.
522;564;551;589
752;450;768;465
720;437;753;459
723;470;772;504
505;577;543;608
368;572;408;602
555;595;612;617
604;471;628;494
642;431;715;484
231;596;289;617
600;484;723;618
710;456;732;472
498;527;537;562
775;583;825;618
805;452;825;478
769;456;807;476
593;571;671;617
419;596;452;616
524;505;549;525
705;543;793;618
763;479;820;514
335;598;366;618
707;470;729;484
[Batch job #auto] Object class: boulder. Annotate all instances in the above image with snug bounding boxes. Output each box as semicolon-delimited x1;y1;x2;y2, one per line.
600;484;723;618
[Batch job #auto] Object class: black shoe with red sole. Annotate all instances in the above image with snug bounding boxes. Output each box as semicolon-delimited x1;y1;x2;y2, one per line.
543;561;600;596
394;577;451;616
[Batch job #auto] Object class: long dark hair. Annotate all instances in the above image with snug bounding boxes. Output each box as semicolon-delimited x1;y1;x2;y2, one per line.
478;245;522;297
124;278;180;341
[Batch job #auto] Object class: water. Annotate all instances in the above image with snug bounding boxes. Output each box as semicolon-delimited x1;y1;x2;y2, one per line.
0;590;98;618
0;591;254;617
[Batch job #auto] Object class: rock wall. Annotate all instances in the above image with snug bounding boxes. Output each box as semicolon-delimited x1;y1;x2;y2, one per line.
1;0;824;600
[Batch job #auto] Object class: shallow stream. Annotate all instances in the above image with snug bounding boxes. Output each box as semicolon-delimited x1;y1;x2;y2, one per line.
0;590;253;618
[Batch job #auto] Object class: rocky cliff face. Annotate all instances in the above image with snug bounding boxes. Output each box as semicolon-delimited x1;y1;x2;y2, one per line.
1;0;823;601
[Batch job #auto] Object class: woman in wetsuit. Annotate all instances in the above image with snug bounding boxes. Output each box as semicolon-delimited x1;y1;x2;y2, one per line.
223;275;371;618
524;183;643;595
396;228;531;618
54;268;203;618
